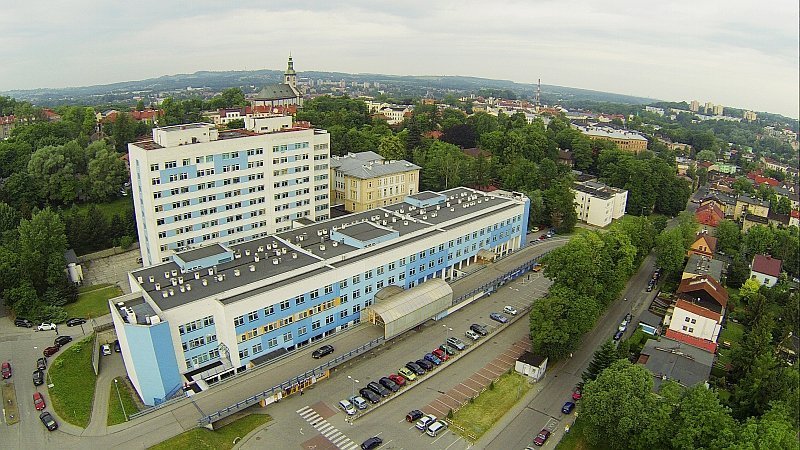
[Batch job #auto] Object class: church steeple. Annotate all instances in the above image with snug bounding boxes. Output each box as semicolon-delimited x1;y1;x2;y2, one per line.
284;54;297;88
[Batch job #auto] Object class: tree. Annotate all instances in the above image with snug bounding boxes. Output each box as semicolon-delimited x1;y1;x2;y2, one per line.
732;352;799;420
615;215;657;263
582;339;622;385
656;227;687;276
0;202;19;235
726;255;750;288
377;134;406;160
26;143;81;204
225;118;245;129
774;196;792;215
715;220;741;256
17;208;68;296
737;402;800;449
87;144;127;201
530;286;600;360
670;385;737;449
695;149;717;162
542;179;577;233
743;225;774;259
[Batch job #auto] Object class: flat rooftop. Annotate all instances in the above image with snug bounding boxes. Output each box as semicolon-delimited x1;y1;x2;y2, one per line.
579;126;648;141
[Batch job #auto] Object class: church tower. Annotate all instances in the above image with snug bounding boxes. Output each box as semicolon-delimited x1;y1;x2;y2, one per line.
284;54;297;88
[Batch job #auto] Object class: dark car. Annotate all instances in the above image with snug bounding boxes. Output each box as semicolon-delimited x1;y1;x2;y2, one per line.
14;318;33;328
415;358;434;371
533;429;550;446
114;339;121;352
470;323;489;336
360;436;383;450
359;388;381;404
36;357;47;371
367;381;391;397
439;344;457;356
66;318;87;327
406;409;424;422
43;346;59;358
54;335;73;347
490;313;508;324
405;361;425;375
311;344;334;359
1;361;10;379
424;353;442;366
562;401;575;414
33;369;44;386
379;377;400;393
613;330;624;341
40;411;58;431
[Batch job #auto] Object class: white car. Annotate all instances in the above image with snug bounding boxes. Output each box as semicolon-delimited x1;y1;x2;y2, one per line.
503;306;518;316
101;344;112;356
415;414;437;431
465;329;481;341
37;323;56;331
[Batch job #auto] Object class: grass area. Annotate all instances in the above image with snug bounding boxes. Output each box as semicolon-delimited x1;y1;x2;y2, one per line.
555;417;608;450
47;335;97;428
2;383;20;425
625;328;657;354
73;197;133;221
717;321;745;367
149;413;271;450
107;377;142;426
451;372;530;440
65;284;123;319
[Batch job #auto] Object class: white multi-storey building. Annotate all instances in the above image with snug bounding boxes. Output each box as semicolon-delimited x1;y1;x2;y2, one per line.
572;180;628;227
129;116;331;265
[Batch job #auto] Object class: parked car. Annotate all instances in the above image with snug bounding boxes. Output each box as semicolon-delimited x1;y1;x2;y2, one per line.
618;320;628;332
388;374;407;386
470;324;489;336
114;339;121;352
33;392;46;411
490;313;508;324
446;336;467;351
427;419;448;437
360;436;383;450
66;318;87;327
406;409;424;422
36;357;47;371
39;411;58;431
37;323;57;331
101;344;112;356
14;318;33;328
33;369;44;386
532;263;543;272
1;361;11;379
432;348;449;361
533;429;551;446
311;344;334;359
338;399;357;415
367;381;390;397
465;329;481;341
54;335;73;347
503;305;518;315
415;414;437;431
398;367;418;381
359;388;381;404
613;330;624;341
379;377;400;393
646;283;654;292
561;401;575;414
43;346;59;358
439;344;457;356
349;395;368;410
415;359;434;371
424;353;442;366
405;362;425;375
572;387;582;400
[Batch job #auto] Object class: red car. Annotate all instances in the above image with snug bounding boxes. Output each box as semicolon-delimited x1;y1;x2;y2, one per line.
572;387;582;401
432;348;449;361
1;361;11;379
533;429;551;446
43;346;60;358
388;374;406;387
33;392;46;410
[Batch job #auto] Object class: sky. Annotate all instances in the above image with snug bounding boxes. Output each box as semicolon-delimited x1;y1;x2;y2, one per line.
1;1;798;118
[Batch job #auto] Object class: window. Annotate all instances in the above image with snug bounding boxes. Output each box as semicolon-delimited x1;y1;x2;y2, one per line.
298;326;307;336
688;327;694;333
388;262;395;271
365;270;373;279
264;305;274;316
353;289;361;299
376;266;384;275
341;293;348;303
312;320;321;330
234;315;245;327
324;284;333;294
339;280;348;289
326;314;334;325
296;295;305;305
280;300;290;310
340;310;347;319
377;280;384;289
283;331;293;342
268;337;278;348
248;311;258;322
365;285;373;294
690;318;696;324
684;317;690;322
352;275;360;284
238;348;249;359
252;343;262;354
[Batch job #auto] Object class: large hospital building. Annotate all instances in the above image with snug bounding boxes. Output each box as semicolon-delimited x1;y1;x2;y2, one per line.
111;185;530;405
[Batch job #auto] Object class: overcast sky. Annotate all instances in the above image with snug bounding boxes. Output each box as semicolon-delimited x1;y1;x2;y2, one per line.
1;1;798;118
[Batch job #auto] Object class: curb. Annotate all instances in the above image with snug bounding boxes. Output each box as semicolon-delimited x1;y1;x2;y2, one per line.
232;417;275;450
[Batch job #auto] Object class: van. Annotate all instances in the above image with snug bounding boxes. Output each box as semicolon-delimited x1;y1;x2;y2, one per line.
426;420;448;437
338;399;357;415
465;329;480;341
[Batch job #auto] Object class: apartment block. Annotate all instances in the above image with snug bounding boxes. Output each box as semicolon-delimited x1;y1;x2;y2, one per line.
330;151;420;212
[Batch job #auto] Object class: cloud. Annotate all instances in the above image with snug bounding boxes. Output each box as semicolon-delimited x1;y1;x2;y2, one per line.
0;0;797;117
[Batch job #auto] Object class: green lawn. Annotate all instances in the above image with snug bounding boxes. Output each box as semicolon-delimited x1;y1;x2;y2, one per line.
148;413;272;450
555;417;608;450
717;321;745;367
451;372;530;441
73;197;133;221
107;377;142;426
65;284;123;319
47;335;97;428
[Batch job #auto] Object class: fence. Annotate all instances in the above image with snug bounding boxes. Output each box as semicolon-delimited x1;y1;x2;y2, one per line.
197;337;384;427
451;251;550;307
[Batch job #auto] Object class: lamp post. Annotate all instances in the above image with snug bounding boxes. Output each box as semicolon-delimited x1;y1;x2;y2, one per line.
443;324;452;344
114;378;128;422
347;375;359;400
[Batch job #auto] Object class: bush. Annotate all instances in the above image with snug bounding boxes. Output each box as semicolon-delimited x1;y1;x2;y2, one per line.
447;408;454;419
119;235;134;250
489;380;495;390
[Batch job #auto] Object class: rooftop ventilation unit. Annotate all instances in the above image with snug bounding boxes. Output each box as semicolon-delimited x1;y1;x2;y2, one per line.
171;270;178;277
179;286;185;293
281;247;287;254
403;221;408;225
319;244;326;251
137;276;143;283
194;272;200;280
450;207;455;212
154;283;161;291
245;249;251;256
254;254;260;263
234;269;240;277
148;275;155;283
258;246;264;252
249;264;256;272
216;274;224;282
169;289;174;296
178;276;184;284
272;258;279;265
422;215;427;220
392;217;397;223
186;284;191;291
292;252;298;259
208;268;214;276
162;291;169;298
317;230;323;236
382;220;387;225
234;252;241;259
332;241;339;247
164;271;170;279
202;279;208;286
436;205;440;210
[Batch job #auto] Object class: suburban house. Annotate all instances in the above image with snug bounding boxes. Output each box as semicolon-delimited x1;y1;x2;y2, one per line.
682;254;724;281
742;213;770;233
665;275;728;353
701;192;736;217
687;232;717;258
695;202;724;228
791;210;800;228
734;195;770;220
750;254;782;287
638;337;714;390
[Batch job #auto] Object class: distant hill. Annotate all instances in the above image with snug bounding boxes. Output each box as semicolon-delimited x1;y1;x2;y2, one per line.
1;69;657;107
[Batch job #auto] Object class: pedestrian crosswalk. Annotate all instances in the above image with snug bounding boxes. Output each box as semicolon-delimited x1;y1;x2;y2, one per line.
297;405;359;450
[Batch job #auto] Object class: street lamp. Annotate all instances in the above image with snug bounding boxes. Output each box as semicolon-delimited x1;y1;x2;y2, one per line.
443;325;452;344
114;378;128;422
347;375;359;400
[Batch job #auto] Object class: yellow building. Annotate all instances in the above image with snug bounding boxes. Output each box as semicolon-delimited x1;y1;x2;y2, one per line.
734;195;770;221
330;152;420;212
578;126;648;153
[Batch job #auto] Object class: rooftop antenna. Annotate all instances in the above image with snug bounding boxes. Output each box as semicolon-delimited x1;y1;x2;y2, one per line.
535;78;541;108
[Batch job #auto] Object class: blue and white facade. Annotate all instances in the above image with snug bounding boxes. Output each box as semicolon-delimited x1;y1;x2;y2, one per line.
112;188;530;405
128;116;331;265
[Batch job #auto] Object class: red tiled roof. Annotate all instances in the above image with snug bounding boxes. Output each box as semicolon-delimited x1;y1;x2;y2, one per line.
695;203;723;227
677;275;728;309
424;130;443;139
665;329;718;353
792;210;800;219
752;254;782;277
0;115;15;125
675;299;721;322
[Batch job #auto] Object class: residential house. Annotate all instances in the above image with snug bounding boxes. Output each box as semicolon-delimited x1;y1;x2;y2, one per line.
701;192;736;217
742;213;770;233
64;249;84;285
750;255;782;287
638;337;714;390
734;195;770;220
557;150;574;168
790;210;800;228
665;275;729;353
572;180;628;227
687;232;717;258
682;254;724;281
776;333;798;366
0;115;15;139
767;211;791;228
695;202;724;228
774;184;800;210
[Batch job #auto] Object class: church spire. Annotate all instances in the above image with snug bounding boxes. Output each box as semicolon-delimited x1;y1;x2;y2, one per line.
284;53;297;88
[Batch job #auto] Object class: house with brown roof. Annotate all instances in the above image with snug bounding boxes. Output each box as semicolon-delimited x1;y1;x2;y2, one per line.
687;232;717;258
695;202;724;228
665;275;729;353
742;213;770;233
750;254;782;287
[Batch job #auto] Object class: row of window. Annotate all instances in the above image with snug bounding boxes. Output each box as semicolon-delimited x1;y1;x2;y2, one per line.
181;333;218;351
178;315;214;335
185;348;220;369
